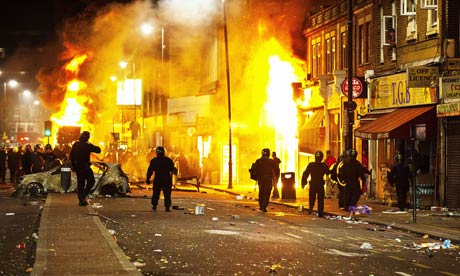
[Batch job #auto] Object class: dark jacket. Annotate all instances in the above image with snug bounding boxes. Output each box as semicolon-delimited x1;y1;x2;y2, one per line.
146;156;176;185
69;140;101;170
253;157;276;184
388;162;411;190
301;161;329;188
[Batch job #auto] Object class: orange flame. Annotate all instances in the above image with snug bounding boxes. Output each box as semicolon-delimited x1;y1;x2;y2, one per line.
50;54;93;133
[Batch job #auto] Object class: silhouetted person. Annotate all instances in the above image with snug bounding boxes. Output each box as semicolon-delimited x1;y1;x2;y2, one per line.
388;154;411;211
251;148;277;212
339;149;367;212
70;131;101;206
271;152;281;198
146;146;177;212
301;151;329;217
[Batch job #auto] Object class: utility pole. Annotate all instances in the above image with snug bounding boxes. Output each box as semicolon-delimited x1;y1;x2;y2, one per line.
223;0;233;189
346;0;355;151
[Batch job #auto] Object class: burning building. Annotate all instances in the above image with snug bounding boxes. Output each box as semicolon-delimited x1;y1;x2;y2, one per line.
35;0;316;185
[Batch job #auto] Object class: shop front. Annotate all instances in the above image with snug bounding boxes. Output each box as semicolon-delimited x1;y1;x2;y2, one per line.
437;76;460;209
355;70;438;205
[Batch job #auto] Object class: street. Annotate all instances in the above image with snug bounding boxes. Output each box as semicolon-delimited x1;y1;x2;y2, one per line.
92;187;459;276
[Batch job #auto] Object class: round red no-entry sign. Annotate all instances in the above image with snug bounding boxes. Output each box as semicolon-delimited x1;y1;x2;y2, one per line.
341;77;363;98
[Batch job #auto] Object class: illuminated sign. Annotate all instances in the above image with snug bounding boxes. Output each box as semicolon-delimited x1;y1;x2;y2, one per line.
116;79;142;106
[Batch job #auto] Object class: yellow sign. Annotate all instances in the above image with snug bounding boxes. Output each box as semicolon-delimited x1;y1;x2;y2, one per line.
407;67;439;88
437;102;460;117
369;73;437;110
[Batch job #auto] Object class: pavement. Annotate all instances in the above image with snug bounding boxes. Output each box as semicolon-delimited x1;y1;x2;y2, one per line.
25;182;459;275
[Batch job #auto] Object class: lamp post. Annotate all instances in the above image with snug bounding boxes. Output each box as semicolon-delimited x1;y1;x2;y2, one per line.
223;0;233;189
2;80;18;141
345;0;355;151
18;89;31;144
119;61;128;146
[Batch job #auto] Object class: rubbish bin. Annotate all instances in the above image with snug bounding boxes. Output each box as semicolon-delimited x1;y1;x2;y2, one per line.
61;166;72;192
281;172;296;199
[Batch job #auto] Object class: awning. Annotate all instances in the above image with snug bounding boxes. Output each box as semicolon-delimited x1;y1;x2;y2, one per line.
354;105;436;139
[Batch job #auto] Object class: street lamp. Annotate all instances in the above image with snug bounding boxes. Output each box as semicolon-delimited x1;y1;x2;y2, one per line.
222;0;233;189
2;79;18;140
119;61;128;145
18;89;31;143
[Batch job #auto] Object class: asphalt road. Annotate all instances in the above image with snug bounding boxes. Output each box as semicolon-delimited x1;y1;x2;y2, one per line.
1;184;458;276
0;185;42;276
92;188;460;276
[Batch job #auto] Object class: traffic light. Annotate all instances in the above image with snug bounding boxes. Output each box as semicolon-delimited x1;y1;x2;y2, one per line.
44;120;52;137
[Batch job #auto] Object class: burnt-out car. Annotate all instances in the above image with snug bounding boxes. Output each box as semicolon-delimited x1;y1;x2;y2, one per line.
15;162;130;198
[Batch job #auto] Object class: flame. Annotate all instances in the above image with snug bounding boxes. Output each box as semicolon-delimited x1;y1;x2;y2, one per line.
265;55;299;173
50;54;93;134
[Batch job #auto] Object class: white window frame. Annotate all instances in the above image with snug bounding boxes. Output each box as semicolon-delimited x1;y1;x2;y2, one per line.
401;0;416;16
420;0;437;10
382;15;396;46
426;8;438;35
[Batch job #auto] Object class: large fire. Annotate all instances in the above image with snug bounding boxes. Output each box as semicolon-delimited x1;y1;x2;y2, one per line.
51;54;93;134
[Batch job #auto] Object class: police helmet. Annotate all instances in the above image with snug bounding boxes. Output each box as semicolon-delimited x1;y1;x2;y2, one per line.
34;144;43;152
156;146;165;156
261;148;270;157
348;149;358;160
79;131;90;142
315;150;324;162
45;144;52;150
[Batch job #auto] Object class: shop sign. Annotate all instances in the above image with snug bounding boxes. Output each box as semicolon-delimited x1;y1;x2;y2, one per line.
447;58;460;70
437;102;460;117
369;73;437;110
440;76;460;100
341;77;363;98
407;67;439;88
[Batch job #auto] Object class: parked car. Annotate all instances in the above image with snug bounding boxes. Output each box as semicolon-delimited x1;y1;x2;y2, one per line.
15;162;130;198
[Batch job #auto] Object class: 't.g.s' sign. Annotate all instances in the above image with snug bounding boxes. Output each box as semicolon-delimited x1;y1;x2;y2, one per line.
369;72;437;110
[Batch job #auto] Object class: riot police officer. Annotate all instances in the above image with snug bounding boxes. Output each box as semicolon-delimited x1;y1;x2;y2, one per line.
70;131;101;206
339;149;367;212
146;146;177;212
251;148;277;212
301;151;330;217
388;153;411;211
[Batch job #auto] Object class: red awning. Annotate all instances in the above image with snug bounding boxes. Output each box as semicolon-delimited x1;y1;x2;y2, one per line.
354;105;436;139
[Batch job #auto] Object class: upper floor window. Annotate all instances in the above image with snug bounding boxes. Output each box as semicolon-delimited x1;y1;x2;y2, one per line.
325;34;336;74
311;38;321;78
401;0;416;16
340;31;347;69
421;0;437;9
427;9;438;34
358;22;371;65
